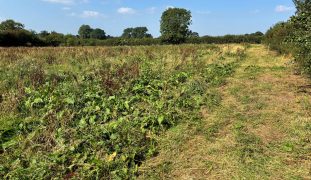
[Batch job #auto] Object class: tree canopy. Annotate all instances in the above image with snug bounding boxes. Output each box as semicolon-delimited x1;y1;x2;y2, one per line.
90;28;106;40
78;25;106;40
122;27;152;38
160;8;192;44
0;19;43;46
188;31;199;38
0;19;24;31
78;25;93;39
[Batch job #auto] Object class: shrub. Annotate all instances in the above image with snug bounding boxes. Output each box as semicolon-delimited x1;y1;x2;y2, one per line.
263;22;295;54
289;0;311;76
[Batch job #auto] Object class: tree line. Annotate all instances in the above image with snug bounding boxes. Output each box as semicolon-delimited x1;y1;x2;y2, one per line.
0;8;264;47
263;0;311;76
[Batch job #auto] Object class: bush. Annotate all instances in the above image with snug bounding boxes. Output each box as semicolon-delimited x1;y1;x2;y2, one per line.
289;0;311;76
263;22;295;54
0;30;44;47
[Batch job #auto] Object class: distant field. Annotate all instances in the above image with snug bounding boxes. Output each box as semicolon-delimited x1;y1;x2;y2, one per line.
0;45;310;179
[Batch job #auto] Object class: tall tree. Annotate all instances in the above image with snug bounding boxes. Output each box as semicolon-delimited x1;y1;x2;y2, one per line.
122;28;134;38
160;8;192;44
0;19;44;46
253;31;264;36
38;30;50;39
0;19;24;31
90;28;106;39
78;25;93;39
188;31;199;38
122;27;152;38
45;31;65;46
132;27;152;38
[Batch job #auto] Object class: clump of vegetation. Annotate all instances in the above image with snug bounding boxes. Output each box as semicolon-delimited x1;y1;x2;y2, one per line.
0;45;244;179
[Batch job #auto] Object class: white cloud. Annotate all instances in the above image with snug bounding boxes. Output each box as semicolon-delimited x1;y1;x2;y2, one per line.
275;5;294;13
42;0;88;5
81;10;100;18
42;0;74;4
117;7;136;15
68;10;106;18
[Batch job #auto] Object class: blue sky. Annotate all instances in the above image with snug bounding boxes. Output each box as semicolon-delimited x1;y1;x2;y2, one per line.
0;0;295;37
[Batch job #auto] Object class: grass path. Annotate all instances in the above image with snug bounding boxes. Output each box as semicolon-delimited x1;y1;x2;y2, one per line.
139;45;311;179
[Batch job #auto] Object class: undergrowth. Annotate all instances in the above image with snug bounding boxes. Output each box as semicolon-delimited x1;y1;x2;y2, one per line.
0;45;246;179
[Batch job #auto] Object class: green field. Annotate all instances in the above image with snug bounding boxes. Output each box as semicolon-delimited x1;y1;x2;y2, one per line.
0;44;310;179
